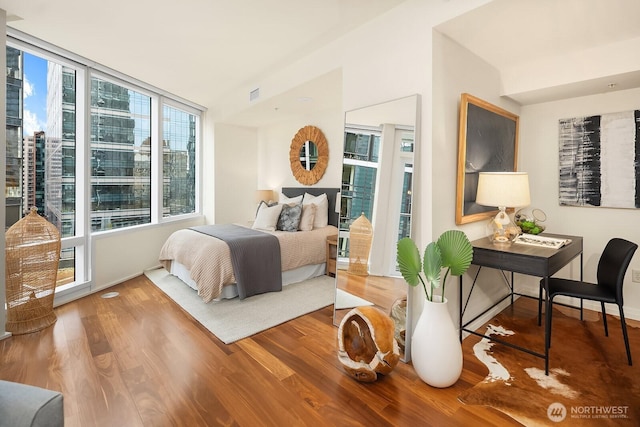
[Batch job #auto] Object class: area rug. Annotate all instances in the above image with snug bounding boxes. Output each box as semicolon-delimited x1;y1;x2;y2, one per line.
144;267;335;344
459;301;640;426
334;289;374;310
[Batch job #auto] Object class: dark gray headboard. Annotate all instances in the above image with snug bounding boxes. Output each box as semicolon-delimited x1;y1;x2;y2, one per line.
281;187;340;228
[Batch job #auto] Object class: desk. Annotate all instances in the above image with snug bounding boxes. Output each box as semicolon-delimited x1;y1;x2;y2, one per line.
459;233;583;374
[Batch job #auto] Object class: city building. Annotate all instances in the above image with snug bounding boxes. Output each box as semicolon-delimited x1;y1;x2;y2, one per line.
22;130;45;214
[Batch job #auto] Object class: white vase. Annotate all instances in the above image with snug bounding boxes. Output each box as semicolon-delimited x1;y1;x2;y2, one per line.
411;296;463;388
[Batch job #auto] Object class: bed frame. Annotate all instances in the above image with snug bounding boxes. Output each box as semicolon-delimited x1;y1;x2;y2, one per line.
281;187;340;228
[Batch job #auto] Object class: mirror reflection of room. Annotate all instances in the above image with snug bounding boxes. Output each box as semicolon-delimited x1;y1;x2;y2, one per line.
299;140;318;170
333;95;418;362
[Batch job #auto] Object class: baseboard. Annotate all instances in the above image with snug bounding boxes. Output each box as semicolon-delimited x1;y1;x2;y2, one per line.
53;270;149;307
53;281;92;307
0;331;11;341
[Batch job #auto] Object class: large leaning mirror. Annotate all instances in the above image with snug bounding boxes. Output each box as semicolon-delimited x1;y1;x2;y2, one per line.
333;94;420;363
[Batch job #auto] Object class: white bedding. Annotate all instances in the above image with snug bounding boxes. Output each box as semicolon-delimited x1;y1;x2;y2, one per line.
159;224;338;302
170;260;326;300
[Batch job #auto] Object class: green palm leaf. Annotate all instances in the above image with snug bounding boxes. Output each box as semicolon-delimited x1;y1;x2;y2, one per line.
437;230;473;276
397;237;422;287
397;230;473;301
422;242;442;290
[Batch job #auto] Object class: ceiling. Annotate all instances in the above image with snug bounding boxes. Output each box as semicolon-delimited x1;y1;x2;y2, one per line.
0;0;406;118
436;0;640;105
2;0;640;126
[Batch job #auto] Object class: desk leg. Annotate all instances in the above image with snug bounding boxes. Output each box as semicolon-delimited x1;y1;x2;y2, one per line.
510;271;515;304
538;283;543;326
580;252;584;321
543;275;550;375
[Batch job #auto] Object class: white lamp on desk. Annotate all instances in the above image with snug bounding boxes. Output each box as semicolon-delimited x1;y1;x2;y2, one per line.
475;172;531;244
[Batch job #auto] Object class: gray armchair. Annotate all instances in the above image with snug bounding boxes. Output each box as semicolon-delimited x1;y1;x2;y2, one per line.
0;380;64;427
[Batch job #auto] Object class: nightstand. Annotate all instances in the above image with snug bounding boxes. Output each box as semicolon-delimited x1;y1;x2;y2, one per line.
326;234;338;277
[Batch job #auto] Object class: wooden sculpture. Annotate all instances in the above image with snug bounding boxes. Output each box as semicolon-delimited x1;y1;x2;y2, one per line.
337;306;400;382
389;297;407;353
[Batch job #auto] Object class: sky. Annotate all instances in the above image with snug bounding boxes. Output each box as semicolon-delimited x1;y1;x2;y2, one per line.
22;52;47;136
20;52;147;145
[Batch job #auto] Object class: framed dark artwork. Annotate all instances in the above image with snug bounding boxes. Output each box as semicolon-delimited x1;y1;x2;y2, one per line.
455;93;519;225
559;110;640;208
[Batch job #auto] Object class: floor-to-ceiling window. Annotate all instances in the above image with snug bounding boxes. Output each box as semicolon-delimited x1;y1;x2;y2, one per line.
162;104;196;217
90;77;152;231
5;33;202;292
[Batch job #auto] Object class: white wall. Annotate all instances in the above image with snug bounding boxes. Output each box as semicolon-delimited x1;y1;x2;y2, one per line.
432;30;524;324
519;89;640;319
433;31;640;323
213;123;259;224
90;217;203;292
337;0;492;336
257;108;344;193
211;108;346;225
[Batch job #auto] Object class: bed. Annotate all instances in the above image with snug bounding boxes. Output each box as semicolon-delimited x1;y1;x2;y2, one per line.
159;187;340;302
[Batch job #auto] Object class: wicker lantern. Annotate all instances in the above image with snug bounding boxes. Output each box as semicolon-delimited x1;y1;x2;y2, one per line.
348;213;372;276
5;208;61;334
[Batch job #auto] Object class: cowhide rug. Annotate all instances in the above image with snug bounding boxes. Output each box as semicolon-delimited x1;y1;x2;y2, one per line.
459;300;640;426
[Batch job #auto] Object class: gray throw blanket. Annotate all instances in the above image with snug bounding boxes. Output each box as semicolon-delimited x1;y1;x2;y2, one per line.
190;224;282;299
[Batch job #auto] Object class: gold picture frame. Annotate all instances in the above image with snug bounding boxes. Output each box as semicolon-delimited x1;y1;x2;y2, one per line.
455;93;519;225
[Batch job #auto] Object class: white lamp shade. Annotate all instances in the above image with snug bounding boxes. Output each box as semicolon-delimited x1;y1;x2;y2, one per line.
255;189;274;203
475;172;530;208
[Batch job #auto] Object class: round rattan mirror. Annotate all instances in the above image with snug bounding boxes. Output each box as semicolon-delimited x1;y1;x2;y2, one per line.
289;125;329;185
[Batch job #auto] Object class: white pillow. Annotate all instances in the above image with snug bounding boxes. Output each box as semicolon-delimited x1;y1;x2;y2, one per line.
253;202;283;231
279;193;303;204
303;192;328;229
298;203;316;231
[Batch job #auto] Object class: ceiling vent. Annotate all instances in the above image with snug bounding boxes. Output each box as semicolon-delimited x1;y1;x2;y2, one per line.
249;88;260;102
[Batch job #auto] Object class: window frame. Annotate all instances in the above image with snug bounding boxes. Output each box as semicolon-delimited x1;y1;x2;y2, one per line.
6;28;204;295
159;97;202;223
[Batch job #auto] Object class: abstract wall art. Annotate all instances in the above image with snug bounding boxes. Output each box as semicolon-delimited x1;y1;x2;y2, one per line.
559;110;640;208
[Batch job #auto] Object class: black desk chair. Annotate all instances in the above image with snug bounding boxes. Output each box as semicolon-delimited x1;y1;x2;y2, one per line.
542;238;638;365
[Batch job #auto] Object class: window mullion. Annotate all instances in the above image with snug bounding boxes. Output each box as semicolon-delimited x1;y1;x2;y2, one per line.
76;65;90;285
152;96;162;223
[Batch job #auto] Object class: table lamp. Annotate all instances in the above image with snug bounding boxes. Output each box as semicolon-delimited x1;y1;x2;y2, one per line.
255;189;274;204
475;172;530;244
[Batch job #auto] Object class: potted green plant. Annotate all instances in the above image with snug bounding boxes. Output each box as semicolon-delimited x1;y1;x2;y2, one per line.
396;229;473;388
397;229;473;302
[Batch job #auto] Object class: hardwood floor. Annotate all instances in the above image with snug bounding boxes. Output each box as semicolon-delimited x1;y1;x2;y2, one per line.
334;271;407;326
0;275;520;426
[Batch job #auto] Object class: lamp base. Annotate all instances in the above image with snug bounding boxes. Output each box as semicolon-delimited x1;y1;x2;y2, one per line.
485;208;521;244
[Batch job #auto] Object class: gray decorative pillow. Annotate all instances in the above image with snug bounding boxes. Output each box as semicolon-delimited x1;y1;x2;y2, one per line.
277;203;302;232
